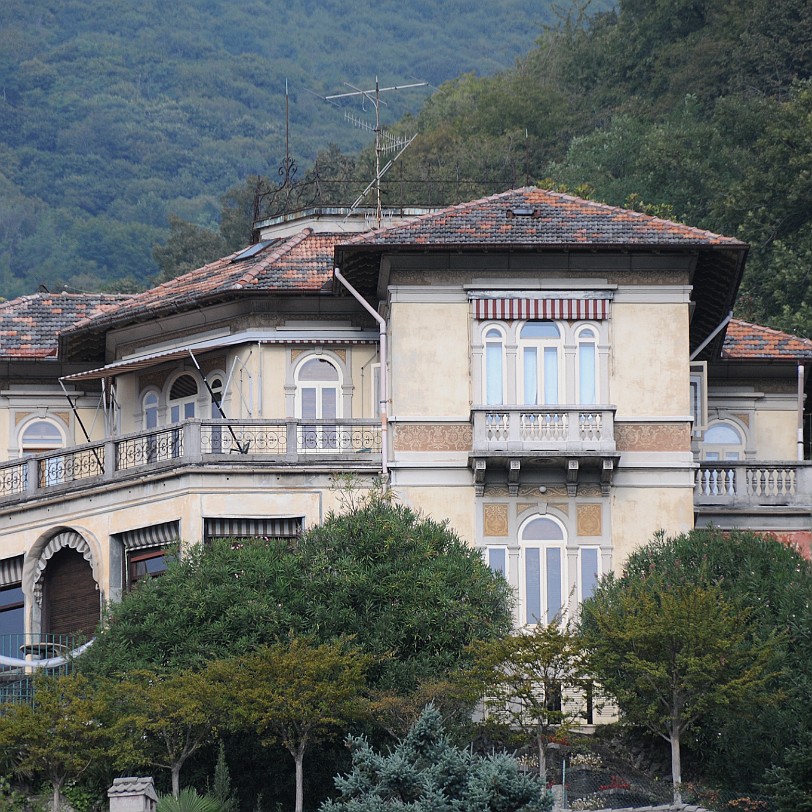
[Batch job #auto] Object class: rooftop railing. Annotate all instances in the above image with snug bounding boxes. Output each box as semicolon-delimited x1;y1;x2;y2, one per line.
695;460;812;506
0;419;383;504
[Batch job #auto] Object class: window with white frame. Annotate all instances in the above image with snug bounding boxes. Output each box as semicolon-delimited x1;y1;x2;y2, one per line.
690;361;708;436
21;419;66;486
485;545;509;580
579;546;601;602
702;420;745;460
483;327;506;406
142;391;159;430
295;357;341;449
519;322;562;406
169;374;198;423
520;516;566;626
576;326;598;405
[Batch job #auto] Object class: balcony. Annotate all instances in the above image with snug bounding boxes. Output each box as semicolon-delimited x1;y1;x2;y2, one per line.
471;406;617;496
0;419;382;505
694;461;812;508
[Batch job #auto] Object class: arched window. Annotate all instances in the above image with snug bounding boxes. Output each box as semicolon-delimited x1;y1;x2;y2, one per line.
296;357;341;450
703;421;745;460
169;374;198;423
209;376;224;418
483;327;505;406
520;515;566;626
576;326;598;405
20;420;65;454
519;322;561;406
21;419;66;486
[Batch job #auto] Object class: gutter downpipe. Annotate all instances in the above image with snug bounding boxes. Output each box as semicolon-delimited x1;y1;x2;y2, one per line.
334;266;388;477
798;363;805;461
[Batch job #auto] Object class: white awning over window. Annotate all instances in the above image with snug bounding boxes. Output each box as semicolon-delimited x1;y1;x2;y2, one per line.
470;292;612;321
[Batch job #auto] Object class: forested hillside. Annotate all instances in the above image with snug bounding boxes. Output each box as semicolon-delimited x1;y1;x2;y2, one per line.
0;0;574;298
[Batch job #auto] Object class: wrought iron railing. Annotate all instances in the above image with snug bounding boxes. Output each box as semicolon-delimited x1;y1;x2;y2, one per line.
0;633;77;707
0;419;383;504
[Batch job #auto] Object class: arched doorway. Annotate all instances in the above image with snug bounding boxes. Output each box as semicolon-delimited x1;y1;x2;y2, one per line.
42;548;99;638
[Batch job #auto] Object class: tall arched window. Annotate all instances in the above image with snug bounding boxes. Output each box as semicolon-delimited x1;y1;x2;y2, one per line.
519;322;561;405
169;374;198;423
483;327;505;406
576;326;598;405
520;515;566;626
296;357;341;450
21;419;66;486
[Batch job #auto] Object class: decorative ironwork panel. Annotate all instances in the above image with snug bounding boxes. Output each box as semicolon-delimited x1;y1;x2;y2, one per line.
117;428;183;471
297;423;381;454
0;464;26;497
38;447;104;487
201;422;287;454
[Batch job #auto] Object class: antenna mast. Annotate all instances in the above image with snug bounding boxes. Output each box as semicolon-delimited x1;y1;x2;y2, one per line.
326;78;426;227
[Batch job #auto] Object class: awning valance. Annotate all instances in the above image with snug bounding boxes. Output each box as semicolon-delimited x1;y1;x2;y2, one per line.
204;517;303;541
470;292;612;321
114;521;180;552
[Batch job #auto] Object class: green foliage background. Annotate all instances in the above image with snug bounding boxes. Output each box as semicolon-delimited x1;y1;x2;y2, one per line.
0;0;576;297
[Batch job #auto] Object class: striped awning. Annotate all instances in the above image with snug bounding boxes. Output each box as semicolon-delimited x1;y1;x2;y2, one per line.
470;293;611;321
0;556;23;588
33;530;96;606
115;521;180;552
204;517;303;541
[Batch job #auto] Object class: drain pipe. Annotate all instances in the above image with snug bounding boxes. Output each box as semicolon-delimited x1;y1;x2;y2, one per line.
798;363;805;461
334;267;388;477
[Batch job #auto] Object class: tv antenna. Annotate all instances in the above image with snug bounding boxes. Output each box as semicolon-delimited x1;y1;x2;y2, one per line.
325;78;427;227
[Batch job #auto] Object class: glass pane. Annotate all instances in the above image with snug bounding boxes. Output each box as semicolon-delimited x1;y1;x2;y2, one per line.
581;548;599;601
22;421;62;444
302;388;317;420
579;343;596;405
488;548;506;577
170;405;180;423
705;451;720;460
299;359;339;381
0;605;23;637
184;402;195;419
523;517;564;541
725;452;741;460
546;547;562;622
543;347;558;404
486;343;503;405
705;423;742;444
521;322;560;339
321;388;337;420
525;548;541;625
523;348;538;405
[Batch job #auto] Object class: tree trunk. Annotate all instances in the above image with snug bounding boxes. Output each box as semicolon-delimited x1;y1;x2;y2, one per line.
294;748;305;812
670;731;682;805
537;734;547;785
52;781;63;812
171;763;181;799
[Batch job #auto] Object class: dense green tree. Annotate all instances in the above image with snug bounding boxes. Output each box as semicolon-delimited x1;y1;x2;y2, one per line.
321;705;551;812
597;528;812;801
80;490;512;692
152;214;228;283
212;638;370;812
0;674;109;812
581;576;775;804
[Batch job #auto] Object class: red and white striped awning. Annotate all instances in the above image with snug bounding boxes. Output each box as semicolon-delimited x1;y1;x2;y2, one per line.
470;295;611;321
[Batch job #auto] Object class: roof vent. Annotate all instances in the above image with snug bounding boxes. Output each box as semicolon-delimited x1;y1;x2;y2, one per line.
507;206;537;218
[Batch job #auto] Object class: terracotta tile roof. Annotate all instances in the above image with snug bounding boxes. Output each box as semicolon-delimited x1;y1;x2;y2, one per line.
69;229;339;332
0;292;132;359
723;319;812;360
343;187;747;248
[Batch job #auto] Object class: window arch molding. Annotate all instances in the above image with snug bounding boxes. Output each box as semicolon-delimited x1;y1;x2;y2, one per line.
164;371;202;424
287;349;353;419
702;418;749;461
17;417;67;456
518;513;568;627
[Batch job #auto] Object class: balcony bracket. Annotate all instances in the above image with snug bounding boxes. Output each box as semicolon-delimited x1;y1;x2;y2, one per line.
474;458;487;496
601;458;615;497
508;459;521;496
567;459;580;497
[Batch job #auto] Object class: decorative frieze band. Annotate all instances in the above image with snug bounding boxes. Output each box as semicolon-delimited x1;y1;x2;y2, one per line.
392;423;473;452
614;422;691;452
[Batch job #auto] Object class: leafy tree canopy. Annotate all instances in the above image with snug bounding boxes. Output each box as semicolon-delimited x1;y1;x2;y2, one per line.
79;489;512;693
